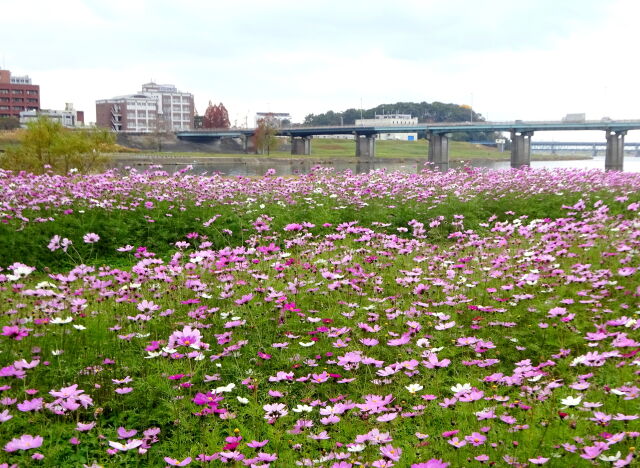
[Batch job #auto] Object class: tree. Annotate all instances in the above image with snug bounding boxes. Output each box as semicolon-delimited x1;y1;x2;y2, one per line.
253;117;279;155
203;101;230;129
0;116;114;174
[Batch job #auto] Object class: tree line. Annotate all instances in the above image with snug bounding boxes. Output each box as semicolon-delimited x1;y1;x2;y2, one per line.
303;101;497;141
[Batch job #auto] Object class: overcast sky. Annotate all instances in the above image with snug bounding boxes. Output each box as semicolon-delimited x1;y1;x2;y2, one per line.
2;0;639;140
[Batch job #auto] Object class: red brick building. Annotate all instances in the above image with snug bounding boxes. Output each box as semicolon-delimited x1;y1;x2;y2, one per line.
0;69;40;119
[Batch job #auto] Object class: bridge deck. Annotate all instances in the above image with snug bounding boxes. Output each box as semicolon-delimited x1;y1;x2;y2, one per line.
177;119;640;140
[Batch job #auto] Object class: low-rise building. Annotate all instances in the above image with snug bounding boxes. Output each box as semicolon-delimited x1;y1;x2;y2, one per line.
20;103;84;128
0;69;40;119
355;113;418;141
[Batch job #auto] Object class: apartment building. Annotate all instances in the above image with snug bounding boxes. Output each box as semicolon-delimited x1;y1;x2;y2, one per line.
96;82;194;132
0;69;40;119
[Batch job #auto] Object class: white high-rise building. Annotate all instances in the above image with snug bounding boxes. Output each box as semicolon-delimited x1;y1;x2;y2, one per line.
141;82;194;131
96;82;194;133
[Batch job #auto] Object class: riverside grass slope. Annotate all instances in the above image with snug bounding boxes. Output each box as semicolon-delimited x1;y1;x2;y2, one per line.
113;138;583;161
0;166;639;467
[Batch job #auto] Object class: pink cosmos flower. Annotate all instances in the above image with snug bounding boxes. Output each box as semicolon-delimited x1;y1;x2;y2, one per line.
117;427;138;439
83;233;100;243
0;409;13;422
17;398;43;412
380;444;402;461
4;434;43;452
164;456;192;466
76;422;96;432
263;403;288;420
246;439;269;448
465;432;487;446
529;457;550;465
411;460;450;468
108;439;143;451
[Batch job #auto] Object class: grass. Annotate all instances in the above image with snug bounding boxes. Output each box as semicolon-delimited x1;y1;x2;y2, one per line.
1;169;638;467
108;138;586;161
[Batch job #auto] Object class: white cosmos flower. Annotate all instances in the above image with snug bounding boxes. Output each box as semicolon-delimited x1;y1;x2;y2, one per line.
406;384;424;394
145;351;162;359
50;317;73;324
560;395;582;407
599;452;621;462
451;383;472;394
237;396;249;404
416;338;430;348
293;405;314;413
51;349;64;355
72;324;86;330
347;444;366;452
299;342;315;347
214;383;236;393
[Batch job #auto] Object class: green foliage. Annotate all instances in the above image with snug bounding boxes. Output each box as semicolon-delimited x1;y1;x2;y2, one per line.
0;117;114;174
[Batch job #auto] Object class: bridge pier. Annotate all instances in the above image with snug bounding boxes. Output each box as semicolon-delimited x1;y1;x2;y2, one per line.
355;134;376;158
605;130;626;171
291;136;311;155
241;135;248;153
510;131;533;168
427;132;449;171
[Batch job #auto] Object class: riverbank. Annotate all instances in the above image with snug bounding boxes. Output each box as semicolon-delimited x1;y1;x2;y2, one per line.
107;138;592;162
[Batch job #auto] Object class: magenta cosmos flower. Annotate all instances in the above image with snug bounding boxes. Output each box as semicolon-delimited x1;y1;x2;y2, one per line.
168;326;203;349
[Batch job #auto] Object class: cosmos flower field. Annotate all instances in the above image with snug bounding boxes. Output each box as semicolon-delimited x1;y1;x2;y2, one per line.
0;166;639;467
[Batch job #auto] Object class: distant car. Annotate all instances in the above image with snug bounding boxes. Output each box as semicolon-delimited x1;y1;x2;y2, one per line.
601;116;612;122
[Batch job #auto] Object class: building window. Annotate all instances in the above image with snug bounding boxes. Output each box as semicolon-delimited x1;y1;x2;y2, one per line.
11;90;22;95
0;89;8;94
26;90;38;95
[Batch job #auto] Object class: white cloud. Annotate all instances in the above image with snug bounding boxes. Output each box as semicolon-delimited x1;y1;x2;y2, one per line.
2;0;639;144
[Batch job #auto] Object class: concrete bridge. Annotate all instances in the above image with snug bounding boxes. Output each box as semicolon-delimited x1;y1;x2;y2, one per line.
176;119;640;171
